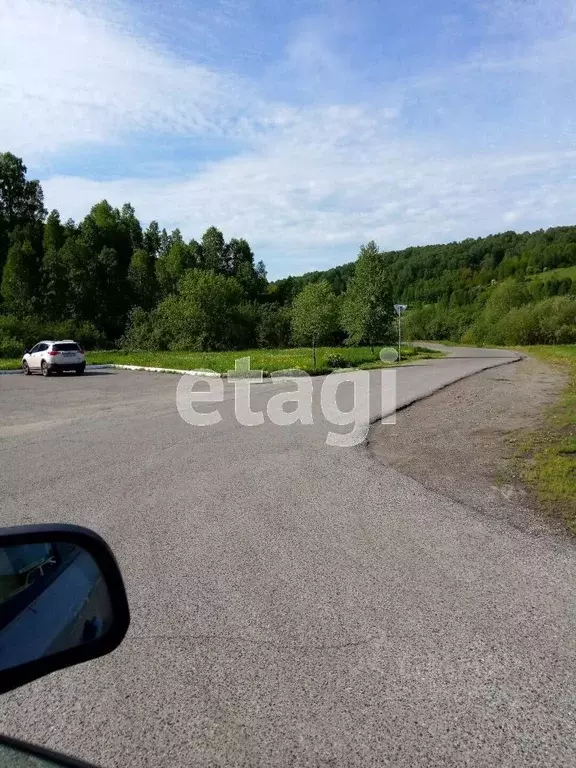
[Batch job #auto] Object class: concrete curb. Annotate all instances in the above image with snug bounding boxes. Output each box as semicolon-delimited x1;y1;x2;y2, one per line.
0;364;222;377
102;364;221;377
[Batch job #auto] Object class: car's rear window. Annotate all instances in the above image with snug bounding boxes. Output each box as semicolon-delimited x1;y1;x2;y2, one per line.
52;343;81;352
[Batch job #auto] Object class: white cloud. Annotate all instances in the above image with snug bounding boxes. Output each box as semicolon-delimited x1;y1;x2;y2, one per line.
43;127;576;276
0;0;252;157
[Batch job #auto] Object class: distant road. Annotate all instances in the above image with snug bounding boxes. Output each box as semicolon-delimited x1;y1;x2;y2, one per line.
2;346;576;768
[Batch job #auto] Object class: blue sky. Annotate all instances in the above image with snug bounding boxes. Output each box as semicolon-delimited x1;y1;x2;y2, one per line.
2;0;575;278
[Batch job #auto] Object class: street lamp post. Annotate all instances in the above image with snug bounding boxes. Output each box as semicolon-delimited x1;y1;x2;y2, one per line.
394;304;408;361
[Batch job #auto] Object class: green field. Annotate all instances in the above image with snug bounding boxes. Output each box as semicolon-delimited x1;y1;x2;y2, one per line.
515;345;576;533
527;265;576;283
1;345;442;375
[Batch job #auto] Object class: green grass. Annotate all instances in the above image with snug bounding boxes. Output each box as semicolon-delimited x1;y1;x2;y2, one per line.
514;345;576;533
0;358;21;370
526;265;576;283
87;345;441;375
0;345;442;373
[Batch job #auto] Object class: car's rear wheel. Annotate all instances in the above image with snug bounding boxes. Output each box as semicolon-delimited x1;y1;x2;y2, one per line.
22;361;31;375
41;361;51;377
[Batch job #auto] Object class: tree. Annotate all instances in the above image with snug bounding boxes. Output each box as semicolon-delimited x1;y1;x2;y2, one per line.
158;228;171;258
154;270;256;350
291;280;339;367
121;203;143;252
80;200;132;271
0;153;46;272
0;153;46;229
228;238;254;276
57;236;98;322
43;210;65;255
94;246;127;339
143;221;161;257
201;226;228;273
258;303;292;348
156;239;195;296
342;241;395;348
1;237;38;316
128;248;158;310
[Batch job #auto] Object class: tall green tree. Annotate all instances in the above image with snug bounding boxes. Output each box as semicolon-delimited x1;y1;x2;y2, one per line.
158;228;171;258
80;200;132;271
128;248;158;310
342;241;395;348
57;236;98;322
41;211;67;319
143;221;161;257
1;236;38;316
156;239;195;296
43;210;65;255
0;153;46;272
120;203;143;252
0;153;46;229
291;280;339;367
94;246;127;339
201;226;227;273
228;238;253;276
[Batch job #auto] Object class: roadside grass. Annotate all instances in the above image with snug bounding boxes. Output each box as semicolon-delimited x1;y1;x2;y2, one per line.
0;358;20;370
513;345;576;534
0;345;443;373
87;345;441;375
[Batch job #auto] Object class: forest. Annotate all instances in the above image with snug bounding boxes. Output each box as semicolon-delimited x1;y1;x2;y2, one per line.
1;150;575;357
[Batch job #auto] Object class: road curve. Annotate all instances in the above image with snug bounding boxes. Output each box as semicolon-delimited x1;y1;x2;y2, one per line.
1;346;576;768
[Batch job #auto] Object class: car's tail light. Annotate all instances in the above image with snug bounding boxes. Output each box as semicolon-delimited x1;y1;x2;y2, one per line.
48;350;59;356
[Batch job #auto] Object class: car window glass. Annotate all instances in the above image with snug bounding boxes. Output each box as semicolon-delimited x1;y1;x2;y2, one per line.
37;344;48;353
29;345;40;354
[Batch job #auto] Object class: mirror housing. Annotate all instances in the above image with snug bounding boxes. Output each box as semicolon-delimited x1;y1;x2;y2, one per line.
23;349;30;355
0;524;130;695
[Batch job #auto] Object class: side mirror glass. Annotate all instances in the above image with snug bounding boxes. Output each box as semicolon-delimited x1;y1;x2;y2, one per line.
0;525;130;695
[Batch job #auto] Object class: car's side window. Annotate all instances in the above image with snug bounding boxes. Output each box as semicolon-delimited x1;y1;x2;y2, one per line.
29;344;40;354
37;344;48;353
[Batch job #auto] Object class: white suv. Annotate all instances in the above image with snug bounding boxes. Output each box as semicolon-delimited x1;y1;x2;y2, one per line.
22;340;86;377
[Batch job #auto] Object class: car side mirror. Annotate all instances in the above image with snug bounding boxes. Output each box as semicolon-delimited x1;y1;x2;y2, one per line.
23;349;30;355
0;524;130;695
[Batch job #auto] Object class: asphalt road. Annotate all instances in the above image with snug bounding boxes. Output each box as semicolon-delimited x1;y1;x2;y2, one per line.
1;348;576;768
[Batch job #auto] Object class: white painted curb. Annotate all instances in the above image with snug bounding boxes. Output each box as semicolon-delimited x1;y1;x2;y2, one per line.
0;364;222;376
106;364;221;377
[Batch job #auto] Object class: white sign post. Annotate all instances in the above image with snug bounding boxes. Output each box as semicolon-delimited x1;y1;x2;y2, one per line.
394;304;408;361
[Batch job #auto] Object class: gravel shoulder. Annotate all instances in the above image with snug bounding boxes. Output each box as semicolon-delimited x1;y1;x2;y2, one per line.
367;355;569;537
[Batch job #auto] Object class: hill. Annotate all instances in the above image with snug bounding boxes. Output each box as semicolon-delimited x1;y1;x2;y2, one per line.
271;226;576;345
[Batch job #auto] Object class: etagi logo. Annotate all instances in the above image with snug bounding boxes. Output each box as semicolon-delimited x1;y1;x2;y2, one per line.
176;350;398;448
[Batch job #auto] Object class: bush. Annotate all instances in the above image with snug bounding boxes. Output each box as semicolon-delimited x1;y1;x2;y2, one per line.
326;353;348;369
0;315;106;356
0;336;23;358
258;304;292;348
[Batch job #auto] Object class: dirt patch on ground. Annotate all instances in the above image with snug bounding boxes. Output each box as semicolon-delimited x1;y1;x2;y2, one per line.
367;356;569;537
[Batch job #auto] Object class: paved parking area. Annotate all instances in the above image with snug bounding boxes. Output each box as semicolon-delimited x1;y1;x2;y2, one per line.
2;355;576;768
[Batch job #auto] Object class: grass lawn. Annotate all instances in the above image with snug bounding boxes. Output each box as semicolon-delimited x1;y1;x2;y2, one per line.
515;345;576;534
87;345;441;374
0;345;443;374
526;265;576;283
0;358;20;370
